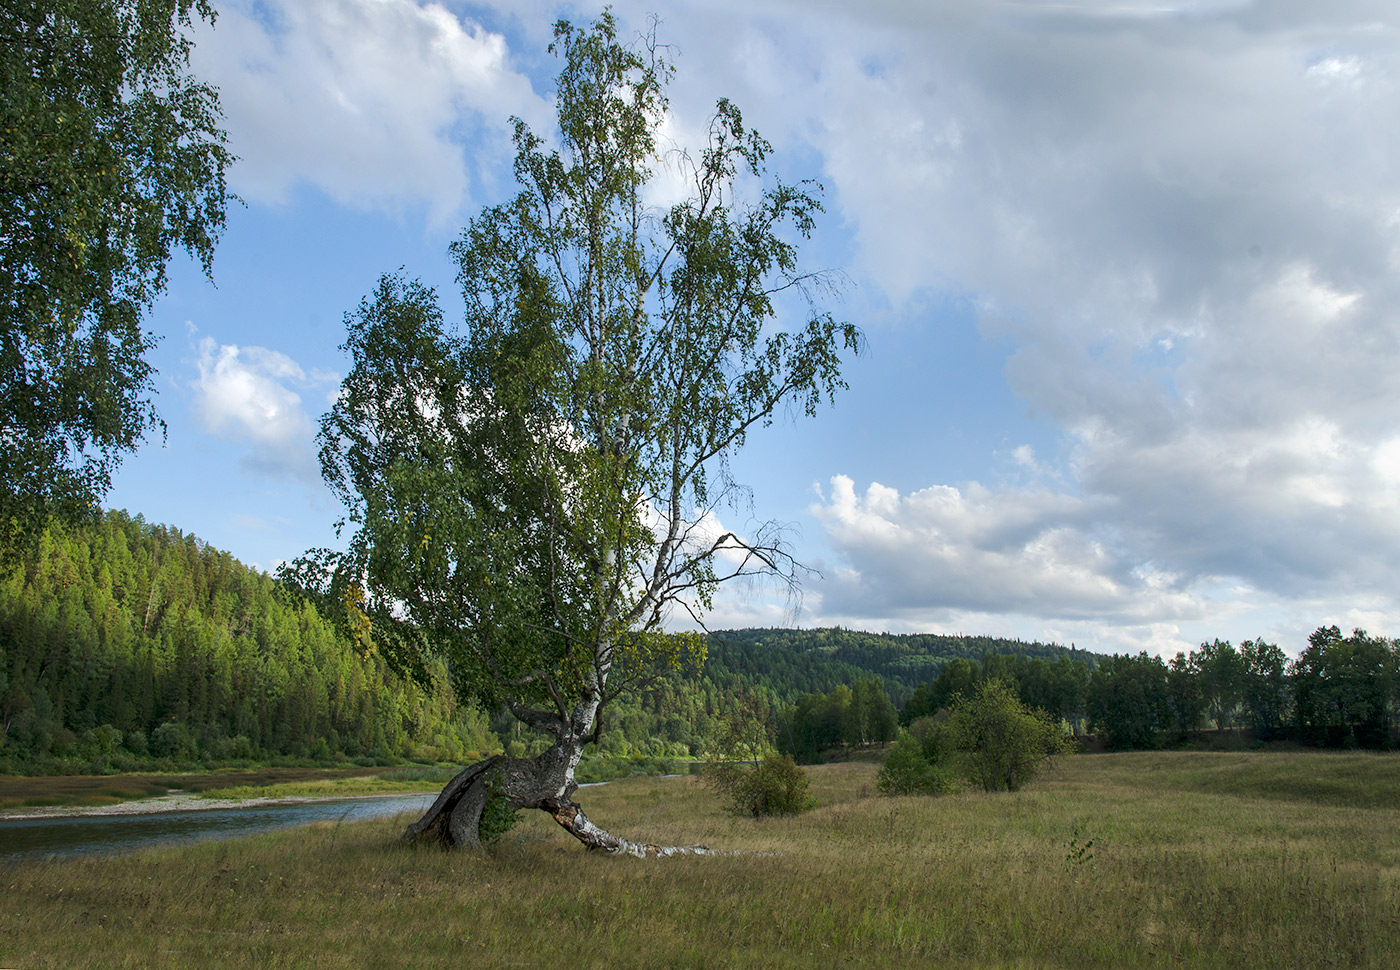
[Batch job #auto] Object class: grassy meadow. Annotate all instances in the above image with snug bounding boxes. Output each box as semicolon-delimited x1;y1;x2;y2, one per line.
2;750;1398;968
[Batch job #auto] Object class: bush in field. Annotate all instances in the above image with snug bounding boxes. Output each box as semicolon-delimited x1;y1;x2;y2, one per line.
704;690;814;817
706;754;816;818
944;679;1070;792
876;730;960;796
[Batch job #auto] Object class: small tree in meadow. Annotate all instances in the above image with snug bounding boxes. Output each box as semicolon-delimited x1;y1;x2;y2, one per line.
707;753;815;818
944;679;1070;792
706;690;815;817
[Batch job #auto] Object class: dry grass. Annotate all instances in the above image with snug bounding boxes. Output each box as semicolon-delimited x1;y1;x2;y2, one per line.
3;751;1399;968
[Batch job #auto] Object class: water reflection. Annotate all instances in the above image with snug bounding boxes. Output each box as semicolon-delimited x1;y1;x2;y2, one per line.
0;794;436;860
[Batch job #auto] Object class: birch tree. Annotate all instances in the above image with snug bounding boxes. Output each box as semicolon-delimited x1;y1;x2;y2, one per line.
1;1;232;552
305;13;860;855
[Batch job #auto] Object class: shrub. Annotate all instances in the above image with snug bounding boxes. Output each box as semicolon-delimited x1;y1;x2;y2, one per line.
123;729;148;757
944;679;1070;792
478;775;519;845
151;721;195;760
876;731;960;796
706;754;816;817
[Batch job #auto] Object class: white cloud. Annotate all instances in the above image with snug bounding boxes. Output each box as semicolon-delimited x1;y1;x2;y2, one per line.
1306;55;1367;87
172;1;1400;649
640;0;1400;646
192;0;552;221
191;337;337;483
810;474;1200;625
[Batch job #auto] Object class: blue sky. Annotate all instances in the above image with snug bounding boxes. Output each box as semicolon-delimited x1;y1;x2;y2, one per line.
107;0;1400;657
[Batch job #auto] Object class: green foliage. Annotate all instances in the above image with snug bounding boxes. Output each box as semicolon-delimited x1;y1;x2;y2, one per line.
705;687;814;816
721;628;1095;707
572;630;1006;765
706;753;815;818
898;653;1092;732
304;14;859;759
876;730;959;796
1240;637;1290;739
778;677;898;762
0;510;497;772
478;773;520;845
896;629;1399;753
1166;650;1207;738
1291;626;1400;748
943;679;1069;793
150;721;194;760
1064;826;1096;870
1087;652;1169;750
0;1;233;550
703;633;875;703
1196;638;1246;732
714;690;777;765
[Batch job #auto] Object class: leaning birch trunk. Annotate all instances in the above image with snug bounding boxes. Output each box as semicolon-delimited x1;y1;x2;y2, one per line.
402;742;713;857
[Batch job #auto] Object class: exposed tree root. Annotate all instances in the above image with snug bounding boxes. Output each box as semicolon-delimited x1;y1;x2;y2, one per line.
402;755;711;857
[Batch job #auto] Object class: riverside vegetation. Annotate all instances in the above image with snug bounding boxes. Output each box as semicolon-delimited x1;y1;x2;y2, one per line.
2;750;1398;969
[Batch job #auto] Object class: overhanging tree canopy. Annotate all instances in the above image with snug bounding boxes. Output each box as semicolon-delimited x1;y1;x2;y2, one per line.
0;0;232;551
302;13;860;855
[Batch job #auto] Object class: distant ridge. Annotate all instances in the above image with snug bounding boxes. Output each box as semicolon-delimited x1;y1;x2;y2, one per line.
705;627;1098;705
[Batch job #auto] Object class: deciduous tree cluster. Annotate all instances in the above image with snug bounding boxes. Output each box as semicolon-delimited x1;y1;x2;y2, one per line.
1;1;232;550
896;633;1399;751
777;678;898;762
880;679;1068;796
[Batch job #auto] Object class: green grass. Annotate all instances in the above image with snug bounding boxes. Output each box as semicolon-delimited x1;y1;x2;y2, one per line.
3;750;1398;968
1089;748;1400;807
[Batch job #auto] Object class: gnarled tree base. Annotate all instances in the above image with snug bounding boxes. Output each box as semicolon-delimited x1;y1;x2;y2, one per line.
402;755;712;857
401;758;501;849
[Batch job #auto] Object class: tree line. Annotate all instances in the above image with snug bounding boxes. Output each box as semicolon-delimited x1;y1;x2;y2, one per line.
896;633;1399;750
9;509;1392;774
583;632;1082;763
713;628;1093;706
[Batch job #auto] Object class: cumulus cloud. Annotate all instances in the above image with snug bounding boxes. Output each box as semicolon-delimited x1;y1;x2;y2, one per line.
191;337;337;483
192;0;552;220
695;0;1400;648
810;474;1198;622
173;0;1400;649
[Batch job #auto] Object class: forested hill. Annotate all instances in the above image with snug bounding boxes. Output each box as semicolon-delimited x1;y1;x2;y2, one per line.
707;628;1096;706
0;510;1102;773
0;511;497;772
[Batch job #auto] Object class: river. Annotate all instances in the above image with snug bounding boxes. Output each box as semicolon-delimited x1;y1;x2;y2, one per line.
0;793;436;861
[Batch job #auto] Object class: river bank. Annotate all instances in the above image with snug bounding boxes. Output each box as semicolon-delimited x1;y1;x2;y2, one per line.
0;759;695;826
0;790;440;860
0;788;435;821
0;764;454;818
